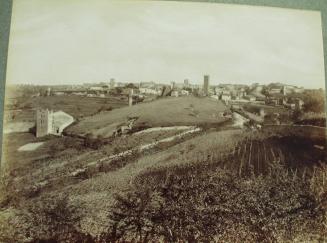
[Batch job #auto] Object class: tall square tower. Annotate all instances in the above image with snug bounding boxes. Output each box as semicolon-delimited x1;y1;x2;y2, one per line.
203;75;209;96
36;109;53;137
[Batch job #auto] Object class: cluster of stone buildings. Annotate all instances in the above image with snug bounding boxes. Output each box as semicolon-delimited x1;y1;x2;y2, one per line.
33;76;306;137
43;77;305;112
212;83;305;111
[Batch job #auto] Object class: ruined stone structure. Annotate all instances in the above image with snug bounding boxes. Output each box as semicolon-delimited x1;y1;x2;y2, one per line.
36;109;53;137
36;109;74;137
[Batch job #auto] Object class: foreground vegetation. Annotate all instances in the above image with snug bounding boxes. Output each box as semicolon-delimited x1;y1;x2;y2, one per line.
1;158;326;242
106;161;327;242
0;126;326;242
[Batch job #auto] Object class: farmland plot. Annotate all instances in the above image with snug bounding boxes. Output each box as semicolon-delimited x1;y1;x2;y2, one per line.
225;133;326;176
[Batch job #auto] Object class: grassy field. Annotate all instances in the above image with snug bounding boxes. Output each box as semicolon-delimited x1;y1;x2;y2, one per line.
67;96;229;138
1;133;86;175
4;95;127;122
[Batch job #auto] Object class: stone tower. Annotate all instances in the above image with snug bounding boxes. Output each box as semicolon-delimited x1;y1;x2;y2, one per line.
36;109;53;137
203;75;209;96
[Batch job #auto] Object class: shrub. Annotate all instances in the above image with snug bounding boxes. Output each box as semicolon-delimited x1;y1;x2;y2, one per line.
0;195;93;243
84;134;104;150
105;160;327;242
48;137;85;158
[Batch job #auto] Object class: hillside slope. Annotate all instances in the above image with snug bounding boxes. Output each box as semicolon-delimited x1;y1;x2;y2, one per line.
67;96;229;138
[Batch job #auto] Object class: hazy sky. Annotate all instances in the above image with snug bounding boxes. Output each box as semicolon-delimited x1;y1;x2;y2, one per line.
6;0;326;88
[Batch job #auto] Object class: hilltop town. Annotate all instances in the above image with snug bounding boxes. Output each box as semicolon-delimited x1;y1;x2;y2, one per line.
4;75;324;137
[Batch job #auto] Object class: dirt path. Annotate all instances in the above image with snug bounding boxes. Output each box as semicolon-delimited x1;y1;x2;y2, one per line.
85;127;202;168
266;124;326;129
18;142;44;151
133;126;195;135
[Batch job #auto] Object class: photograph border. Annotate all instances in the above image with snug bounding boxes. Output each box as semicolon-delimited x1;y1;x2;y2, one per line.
0;0;12;166
0;0;326;164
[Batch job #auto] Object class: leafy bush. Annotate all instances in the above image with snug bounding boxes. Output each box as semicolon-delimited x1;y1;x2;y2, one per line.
48;137;85;158
84;134;105;150
105;160;327;242
97;105;113;113
0;195;93;243
301;90;326;114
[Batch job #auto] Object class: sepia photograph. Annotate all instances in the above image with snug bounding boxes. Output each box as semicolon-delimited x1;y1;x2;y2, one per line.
0;0;326;242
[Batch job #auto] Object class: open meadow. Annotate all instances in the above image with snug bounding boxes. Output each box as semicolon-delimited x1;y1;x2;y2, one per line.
4;95;127;123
